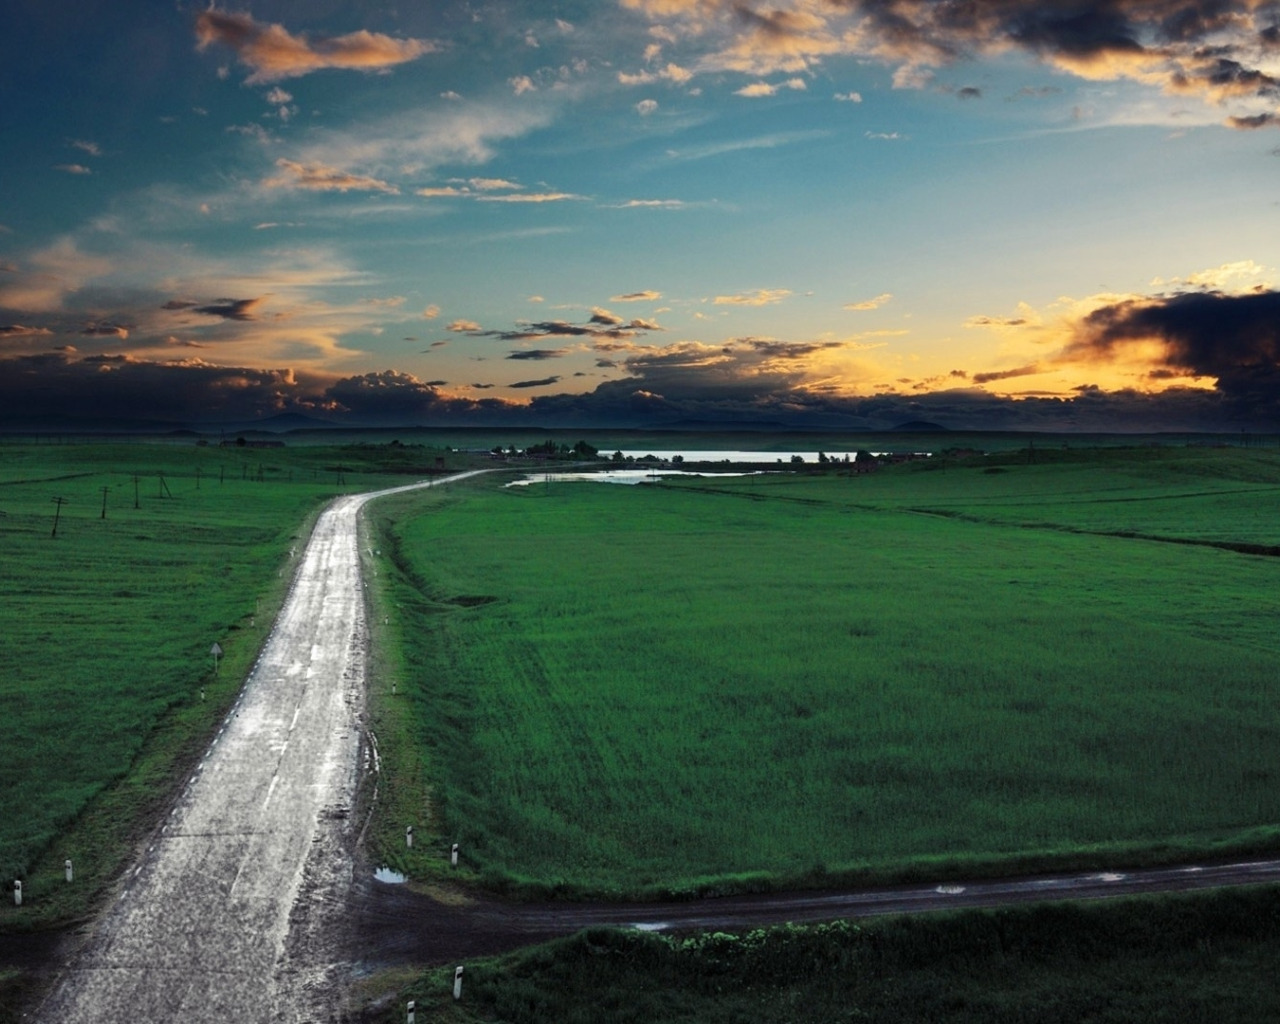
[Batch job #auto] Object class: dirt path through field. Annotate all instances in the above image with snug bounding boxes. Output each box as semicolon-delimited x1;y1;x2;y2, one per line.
355;854;1280;967
35;471;487;1024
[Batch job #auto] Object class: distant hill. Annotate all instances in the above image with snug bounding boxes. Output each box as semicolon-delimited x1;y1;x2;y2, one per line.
894;420;949;432
195;412;341;435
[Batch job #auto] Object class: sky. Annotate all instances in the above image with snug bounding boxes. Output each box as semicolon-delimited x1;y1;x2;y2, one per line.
3;0;1280;433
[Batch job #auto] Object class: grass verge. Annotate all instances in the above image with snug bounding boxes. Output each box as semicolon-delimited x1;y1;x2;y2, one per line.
375;884;1280;1023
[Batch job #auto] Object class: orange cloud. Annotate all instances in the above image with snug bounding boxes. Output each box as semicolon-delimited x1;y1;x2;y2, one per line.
265;159;399;194
195;9;436;84
844;292;892;311
713;288;792;306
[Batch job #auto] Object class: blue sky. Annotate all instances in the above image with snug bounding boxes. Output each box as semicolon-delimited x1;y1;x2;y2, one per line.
3;0;1280;430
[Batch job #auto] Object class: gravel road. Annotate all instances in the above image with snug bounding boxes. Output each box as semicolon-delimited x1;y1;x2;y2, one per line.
35;472;487;1024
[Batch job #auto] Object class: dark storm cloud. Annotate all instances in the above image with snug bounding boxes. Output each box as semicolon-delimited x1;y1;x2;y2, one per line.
507;349;570;360
972;363;1042;383
1070;288;1280;409
460;312;664;343
193;297;264;321
321;370;509;423
744;338;844;358
0;351;325;423
0;324;53;339
3;344;1272;432
1227;112;1279;128
956;86;982;99
524;373;1247;431
817;0;1280;119
510;376;562;388
80;323;131;339
491;321;594;340
162;299;199;310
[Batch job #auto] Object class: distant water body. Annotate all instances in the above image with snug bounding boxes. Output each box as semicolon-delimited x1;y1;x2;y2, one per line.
612;449;908;462
504;451;934;487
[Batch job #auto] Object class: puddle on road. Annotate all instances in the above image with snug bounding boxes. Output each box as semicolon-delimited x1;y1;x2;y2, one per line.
374;866;407;884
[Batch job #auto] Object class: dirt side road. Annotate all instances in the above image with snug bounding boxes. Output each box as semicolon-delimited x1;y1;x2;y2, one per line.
35;472;487;1024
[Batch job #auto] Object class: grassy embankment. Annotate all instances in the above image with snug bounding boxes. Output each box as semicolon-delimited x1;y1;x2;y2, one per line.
0;440;469;924
366;445;1280;897
370;884;1280;1023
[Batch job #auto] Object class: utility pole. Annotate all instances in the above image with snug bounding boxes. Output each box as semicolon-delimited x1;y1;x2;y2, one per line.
100;486;109;520
50;496;68;538
133;474;140;509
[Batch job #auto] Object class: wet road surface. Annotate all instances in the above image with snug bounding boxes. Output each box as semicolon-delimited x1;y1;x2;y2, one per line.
35;472;487;1024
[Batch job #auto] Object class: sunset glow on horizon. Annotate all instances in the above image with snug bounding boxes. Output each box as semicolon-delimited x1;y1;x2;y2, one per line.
3;0;1280;431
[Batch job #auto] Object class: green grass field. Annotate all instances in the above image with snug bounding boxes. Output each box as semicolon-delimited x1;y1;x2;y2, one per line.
0;439;471;929
369;446;1280;896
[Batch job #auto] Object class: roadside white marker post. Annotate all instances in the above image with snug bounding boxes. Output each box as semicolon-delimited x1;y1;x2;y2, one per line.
405;825;413;849
200;686;205;701
65;859;73;883
450;843;459;868
13;881;20;907
453;966;464;1000
392;682;396;695
406;999;415;1024
210;642;223;675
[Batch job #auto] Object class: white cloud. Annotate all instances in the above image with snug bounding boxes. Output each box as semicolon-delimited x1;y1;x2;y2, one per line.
892;65;935;90
735;78;807;97
283;101;556;184
1150;260;1274;293
636;98;659;116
